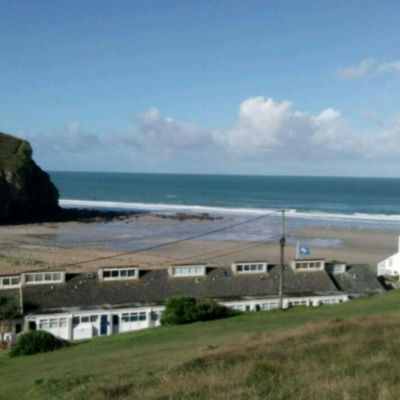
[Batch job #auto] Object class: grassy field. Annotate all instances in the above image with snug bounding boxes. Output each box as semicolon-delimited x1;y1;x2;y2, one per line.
1;290;400;400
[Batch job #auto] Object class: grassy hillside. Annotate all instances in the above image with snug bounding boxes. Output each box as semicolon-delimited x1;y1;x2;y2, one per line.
0;132;31;172
1;291;400;400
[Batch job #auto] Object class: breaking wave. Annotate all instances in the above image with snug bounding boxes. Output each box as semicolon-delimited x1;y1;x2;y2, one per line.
59;199;400;224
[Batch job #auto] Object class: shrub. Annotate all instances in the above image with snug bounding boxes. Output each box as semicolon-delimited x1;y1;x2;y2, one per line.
195;298;236;321
161;296;239;326
160;296;198;325
10;330;70;357
0;296;20;347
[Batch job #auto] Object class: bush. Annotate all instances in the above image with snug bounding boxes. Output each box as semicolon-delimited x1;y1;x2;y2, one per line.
161;296;240;326
10;330;70;357
195;298;236;321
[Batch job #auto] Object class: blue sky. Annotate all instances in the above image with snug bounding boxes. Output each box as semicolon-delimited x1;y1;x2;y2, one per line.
1;0;400;176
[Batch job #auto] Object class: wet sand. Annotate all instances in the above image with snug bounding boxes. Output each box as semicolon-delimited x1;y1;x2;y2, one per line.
0;220;398;275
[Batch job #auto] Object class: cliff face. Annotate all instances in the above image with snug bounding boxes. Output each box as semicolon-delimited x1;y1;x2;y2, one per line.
0;132;59;223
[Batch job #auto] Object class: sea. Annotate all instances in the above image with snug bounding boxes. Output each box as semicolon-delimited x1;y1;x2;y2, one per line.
49;172;400;250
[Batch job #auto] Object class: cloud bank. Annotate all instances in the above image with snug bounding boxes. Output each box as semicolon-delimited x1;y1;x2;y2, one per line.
117;97;400;161
33;122;102;155
119;107;216;155
30;97;400;165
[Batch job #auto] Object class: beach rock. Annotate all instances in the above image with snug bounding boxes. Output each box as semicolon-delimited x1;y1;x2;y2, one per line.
154;213;223;222
0;132;60;223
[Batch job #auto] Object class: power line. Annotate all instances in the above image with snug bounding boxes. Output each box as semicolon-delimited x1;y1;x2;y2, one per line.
60;209;282;268
196;241;272;264
0;209;281;269
141;235;281;269
198;233;286;265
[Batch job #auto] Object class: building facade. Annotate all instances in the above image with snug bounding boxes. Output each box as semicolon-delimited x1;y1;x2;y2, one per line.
378;237;400;277
0;260;384;342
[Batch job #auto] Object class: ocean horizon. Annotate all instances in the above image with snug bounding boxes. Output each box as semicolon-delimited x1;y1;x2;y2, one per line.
50;172;400;228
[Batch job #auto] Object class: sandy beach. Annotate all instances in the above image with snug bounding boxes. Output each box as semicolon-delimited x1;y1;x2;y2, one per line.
0;217;398;276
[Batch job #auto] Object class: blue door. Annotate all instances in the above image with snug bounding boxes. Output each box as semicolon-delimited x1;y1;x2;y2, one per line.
100;315;108;335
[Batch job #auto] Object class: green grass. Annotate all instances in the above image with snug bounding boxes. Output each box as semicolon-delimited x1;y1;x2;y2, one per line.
1;290;400;400
0;132;31;172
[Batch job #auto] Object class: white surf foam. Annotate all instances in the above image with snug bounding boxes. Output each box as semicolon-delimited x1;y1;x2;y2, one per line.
59;199;400;224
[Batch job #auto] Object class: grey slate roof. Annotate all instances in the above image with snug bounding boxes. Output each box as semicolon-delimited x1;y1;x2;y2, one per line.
23;265;343;314
330;265;384;295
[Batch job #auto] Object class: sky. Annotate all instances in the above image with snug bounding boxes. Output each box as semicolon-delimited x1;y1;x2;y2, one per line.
1;0;400;177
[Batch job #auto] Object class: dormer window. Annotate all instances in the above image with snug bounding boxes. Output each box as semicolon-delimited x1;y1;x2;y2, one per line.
99;267;138;281
169;265;206;277
291;259;325;272
23;271;65;284
232;262;268;274
0;276;21;288
325;263;347;274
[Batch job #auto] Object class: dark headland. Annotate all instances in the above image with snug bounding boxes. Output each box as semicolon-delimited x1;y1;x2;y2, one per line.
0;132;222;225
0;132;60;224
0;131;135;224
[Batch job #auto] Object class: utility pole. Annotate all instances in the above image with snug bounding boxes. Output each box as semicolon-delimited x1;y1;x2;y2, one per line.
279;209;285;309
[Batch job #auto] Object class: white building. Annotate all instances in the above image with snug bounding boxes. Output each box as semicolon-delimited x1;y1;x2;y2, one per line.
0;260;384;343
378;236;400;277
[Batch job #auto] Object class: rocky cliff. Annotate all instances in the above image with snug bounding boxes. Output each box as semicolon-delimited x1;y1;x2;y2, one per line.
0;132;60;223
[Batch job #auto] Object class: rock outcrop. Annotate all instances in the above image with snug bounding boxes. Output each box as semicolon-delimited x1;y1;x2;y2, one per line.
0;132;60;223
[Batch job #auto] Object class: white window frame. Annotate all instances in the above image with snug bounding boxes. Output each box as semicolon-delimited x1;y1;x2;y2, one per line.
320;298;339;305
24;272;64;285
289;300;308;307
235;262;267;274
72;314;100;325
121;312;147;323
261;302;279;311
332;264;346;273
0;276;21;289
38;317;68;330
293;260;324;271
102;268;137;281
171;265;205;277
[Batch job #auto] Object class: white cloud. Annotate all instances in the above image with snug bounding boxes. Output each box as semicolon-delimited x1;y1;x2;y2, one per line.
220;97;294;151
29;97;400;164
124;97;400;161
309;108;346;150
355;114;400;158
212;98;347;160
123;107;217;155
309;110;400;159
336;59;400;80
31;122;102;155
118;97;347;161
377;61;400;74
336;59;375;81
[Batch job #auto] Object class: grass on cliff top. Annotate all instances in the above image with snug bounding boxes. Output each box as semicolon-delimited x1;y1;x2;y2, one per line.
1;290;400;400
0;132;31;171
